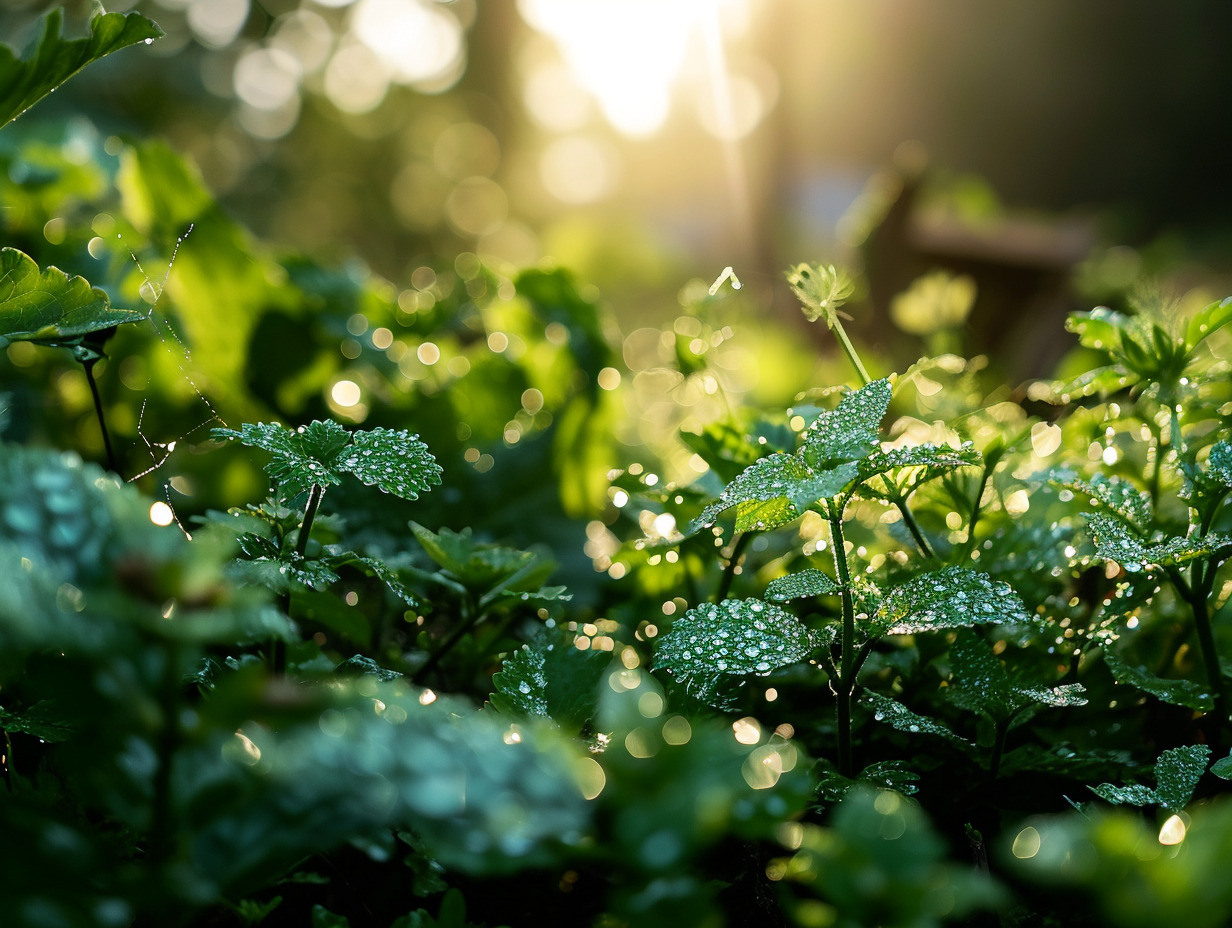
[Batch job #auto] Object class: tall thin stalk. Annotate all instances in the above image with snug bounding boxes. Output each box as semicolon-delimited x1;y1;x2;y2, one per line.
828;511;857;777
81;357;118;473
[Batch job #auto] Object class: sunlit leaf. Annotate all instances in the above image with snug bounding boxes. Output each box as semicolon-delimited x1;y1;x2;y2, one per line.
1045;469;1153;531
338;427;442;501
1101;647;1215;712
766;568;840;601
1066;307;1133;355
1088;514;1232;571
854;443;981;501
689;452;809;532
861;692;970;746
799;378;892;470
872;567;1030;635
785;263;855;328
489;627;607;733
1185;296;1232;351
408;523;553;595
0;7;163;130
0;247;144;352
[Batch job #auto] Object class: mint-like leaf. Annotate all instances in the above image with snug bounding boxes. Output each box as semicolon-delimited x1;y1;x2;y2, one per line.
862;692;970;746
766;568;840;601
873;567;1029;635
1091;745;1211;811
1046;470;1153;532
799;378;892;470
1102;647;1215;712
1088;514;1232;572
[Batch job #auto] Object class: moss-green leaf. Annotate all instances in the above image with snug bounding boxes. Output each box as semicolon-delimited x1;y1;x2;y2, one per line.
861;692;971;746
1102;647;1215;712
0;247;143;349
337;427;443;501
766;568;840;601
0;7;164;130
799;378;892;470
656;598;816;683
873;567;1030;636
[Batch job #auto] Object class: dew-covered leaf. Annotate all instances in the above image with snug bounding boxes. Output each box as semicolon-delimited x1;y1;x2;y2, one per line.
799;379;892;470
861;692;970;746
485;585;572;607
817;758;921;802
766;568;840;601
0;248;144;350
337;427;442;501
1205;440;1232;488
1212;752;1232;781
0;700;77;742
1091;745;1211;811
0;7;163;130
689;452;810;532
1185;296;1232;351
234;534;340;591
854;443;981;500
489;627;607;733
1066;306;1132;354
1088;514;1232;571
656;598;817;684
950;632;1086;721
1102;647;1215;712
1015;683;1088;708
1045;469;1153;531
786;462;862;511
325;551;419;608
335;654;403;682
872;567;1030;636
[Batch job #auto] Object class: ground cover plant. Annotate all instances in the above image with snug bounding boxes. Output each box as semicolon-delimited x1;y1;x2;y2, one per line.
4;7;1232;928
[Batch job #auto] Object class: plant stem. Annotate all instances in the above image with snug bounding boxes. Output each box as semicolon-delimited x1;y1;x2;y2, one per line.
413;598;481;686
716;532;752;602
828;511;857;777
81;357;118;473
1189;571;1227;739
1;727;12;793
988;719;1010;780
830;320;871;387
956;463;992;564
294;483;326;557
895;499;935;560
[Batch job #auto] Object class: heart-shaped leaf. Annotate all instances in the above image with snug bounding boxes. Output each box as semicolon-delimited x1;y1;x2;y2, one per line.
872;567;1030;635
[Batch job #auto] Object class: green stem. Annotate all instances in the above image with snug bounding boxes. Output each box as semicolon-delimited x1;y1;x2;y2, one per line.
895;498;935;560
988;718;1010;780
956;463;992;564
716;532;752;602
81;357;118;473
830;320;871;387
412;598;481;686
294;483;326;557
829;511;857;777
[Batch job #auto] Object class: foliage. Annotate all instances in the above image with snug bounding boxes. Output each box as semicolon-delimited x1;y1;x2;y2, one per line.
2;6;1232;928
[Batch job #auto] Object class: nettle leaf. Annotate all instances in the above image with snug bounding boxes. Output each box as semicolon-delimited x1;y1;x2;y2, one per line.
689;452;810;532
0;248;144;352
1046;469;1153;531
0;7;164;130
872;567;1030;636
854;443;981;501
786;262;855;328
817;759;921;802
1212;752;1232;781
409;523;553;594
799;378;892;469
1066;306;1133;354
1088;514;1232;572
861;692;970;746
214;420;441;501
1206;440;1232;488
489;627;607;733
766;568;840;602
335;654;403;682
0;700;77;742
1091;745;1211;811
785;462;862;513
655;599;817;702
1101;646;1215;712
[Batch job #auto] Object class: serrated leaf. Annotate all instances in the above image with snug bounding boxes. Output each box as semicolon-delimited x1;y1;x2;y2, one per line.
1206;441;1232;488
213;420;441;502
489;628;607;732
0;7;164;130
0;248;144;351
948;630;1015;719
1088;514;1232;572
335;654;403;682
1066;306;1132;354
785;462;862;512
799;378;892;469
324;551;419;608
766;568;839;601
1211;752;1232;781
854;443;981;500
817;759;921;802
1014;683;1087;708
1102;647;1215;712
234;534;341;591
408;523;551;594
1092;745;1211;811
656;598;817;684
861;692;970;746
1046;469;1153;531
873;567;1030;636
336;427;442;500
1185;296;1232;351
786;262;855;327
0;700;77;742
689;452;810;532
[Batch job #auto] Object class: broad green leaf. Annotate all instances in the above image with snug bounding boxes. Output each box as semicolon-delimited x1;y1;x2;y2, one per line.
1206;441;1232;488
0;700;77;742
0;7;164;130
656;598;817;684
1102;647;1215;712
408;523;553;594
1088;514;1232;572
335;654;403;682
1066;307;1132;354
799;378;892;469
854;442;981;501
1212;752;1232;781
489;627;607;733
817;759;921;802
1091;745;1211;811
1045;469;1153;531
689;452;810;532
785;262;855;328
0;247;144;351
948;630;1016;720
861;692;970;746
214;420;441;502
1185;296;1232;351
785;461;862;512
766;568;839;601
872;567;1030;636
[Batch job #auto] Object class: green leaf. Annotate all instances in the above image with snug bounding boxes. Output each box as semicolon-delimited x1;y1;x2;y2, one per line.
213;420;441;502
335;654;403;682
1102;647;1215;712
766;568;839;601
1088;514;1232;572
872;567;1030;636
786;262;856;328
1212;752;1232;781
311;905;351;928
1091;745;1211;811
0;247;144;351
1066;306;1132;354
689;452;810;532
408;523;552;594
1206;441;1232;488
816;759;921;802
799;378;892;470
854;442;981;501
0;700;77;742
0;7;164;130
655;599;817;703
1185;296;1232;351
861;692;970;746
489;627;608;733
1045;469;1153;531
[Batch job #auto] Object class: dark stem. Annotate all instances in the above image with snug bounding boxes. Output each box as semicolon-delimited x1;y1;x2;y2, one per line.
956;463;992;564
81;357;118;473
716;532;752;602
413;598;481;686
294;483;326;557
895;499;935;560
1;727;12;793
988;718;1010;780
1188;569;1227;740
829;511;857;777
